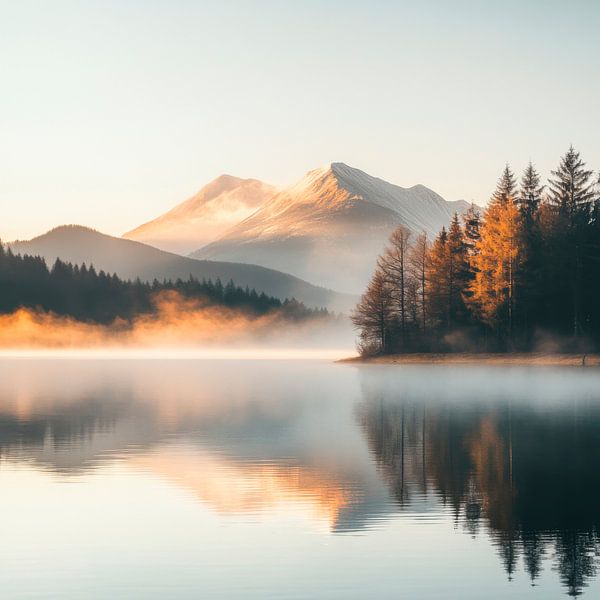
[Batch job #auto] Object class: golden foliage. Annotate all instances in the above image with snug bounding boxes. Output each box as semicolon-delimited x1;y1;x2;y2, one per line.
467;197;523;329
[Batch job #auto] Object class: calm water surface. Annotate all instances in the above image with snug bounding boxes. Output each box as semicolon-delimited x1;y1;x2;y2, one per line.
0;358;599;598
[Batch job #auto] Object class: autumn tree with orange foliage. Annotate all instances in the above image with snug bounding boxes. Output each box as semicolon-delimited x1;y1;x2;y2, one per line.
467;195;523;344
426;216;470;333
353;146;600;355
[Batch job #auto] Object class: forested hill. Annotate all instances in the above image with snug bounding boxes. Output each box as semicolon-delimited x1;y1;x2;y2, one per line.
353;146;600;354
8;225;353;312
0;245;328;324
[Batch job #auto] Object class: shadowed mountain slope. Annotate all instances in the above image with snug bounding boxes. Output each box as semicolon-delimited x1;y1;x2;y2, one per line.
9;226;354;311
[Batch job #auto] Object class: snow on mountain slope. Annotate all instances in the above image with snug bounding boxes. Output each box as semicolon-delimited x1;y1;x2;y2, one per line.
123;175;277;254
192;163;472;294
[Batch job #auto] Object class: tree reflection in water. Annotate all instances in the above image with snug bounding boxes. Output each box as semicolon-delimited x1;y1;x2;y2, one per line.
1;360;599;597
357;392;600;597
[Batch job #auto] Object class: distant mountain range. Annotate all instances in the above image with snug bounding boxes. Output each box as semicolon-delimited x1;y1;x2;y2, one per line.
9;226;354;312
123;175;277;255
9;162;473;308
192;163;471;293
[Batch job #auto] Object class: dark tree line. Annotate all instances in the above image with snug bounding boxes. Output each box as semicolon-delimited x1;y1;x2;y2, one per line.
0;245;328;323
353;146;600;354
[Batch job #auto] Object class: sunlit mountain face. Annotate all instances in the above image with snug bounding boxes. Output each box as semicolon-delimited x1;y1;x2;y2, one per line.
193;163;472;293
123;175;278;255
0;359;600;597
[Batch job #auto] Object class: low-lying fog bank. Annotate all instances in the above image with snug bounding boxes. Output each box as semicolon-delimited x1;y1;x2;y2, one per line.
0;298;355;358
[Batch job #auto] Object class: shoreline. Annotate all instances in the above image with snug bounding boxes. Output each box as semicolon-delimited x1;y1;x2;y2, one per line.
338;352;600;366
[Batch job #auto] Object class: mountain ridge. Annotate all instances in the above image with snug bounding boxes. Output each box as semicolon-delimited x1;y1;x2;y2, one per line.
123;175;277;254
193;163;472;293
9;225;354;312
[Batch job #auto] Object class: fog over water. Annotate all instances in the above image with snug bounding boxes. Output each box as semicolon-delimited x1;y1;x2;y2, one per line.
0;359;599;598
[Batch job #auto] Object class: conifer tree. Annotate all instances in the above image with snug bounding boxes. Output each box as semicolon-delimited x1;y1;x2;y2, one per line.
462;205;482;306
425;219;470;336
468;196;522;345
447;214;470;325
548;146;595;217
426;227;449;330
515;162;545;340
546;147;596;336
492;165;517;205
463;204;482;257
518;162;544;223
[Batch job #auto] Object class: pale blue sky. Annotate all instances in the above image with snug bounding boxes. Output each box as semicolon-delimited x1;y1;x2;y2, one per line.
1;0;599;240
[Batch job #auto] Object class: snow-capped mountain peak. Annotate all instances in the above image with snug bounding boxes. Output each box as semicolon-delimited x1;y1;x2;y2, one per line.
192;163;471;293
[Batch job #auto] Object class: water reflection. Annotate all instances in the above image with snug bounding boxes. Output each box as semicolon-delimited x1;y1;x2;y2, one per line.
0;359;599;597
0;360;381;532
357;366;600;597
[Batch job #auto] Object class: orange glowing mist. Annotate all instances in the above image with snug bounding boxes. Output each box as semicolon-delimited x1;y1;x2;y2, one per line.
0;291;353;352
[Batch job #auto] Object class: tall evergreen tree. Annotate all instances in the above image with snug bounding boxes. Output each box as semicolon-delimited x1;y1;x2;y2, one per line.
425;220;470;335
518;162;544;222
516;162;545;341
426;227;449;331
492;165;517;205
462;205;482;306
446;214;470;326
463;204;482;256
548;146;595;216
546;147;596;337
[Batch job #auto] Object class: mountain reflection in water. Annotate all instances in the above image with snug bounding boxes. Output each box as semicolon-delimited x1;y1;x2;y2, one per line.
0;359;599;598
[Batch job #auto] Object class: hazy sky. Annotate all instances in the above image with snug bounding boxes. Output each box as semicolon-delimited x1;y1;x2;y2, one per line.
2;0;599;241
